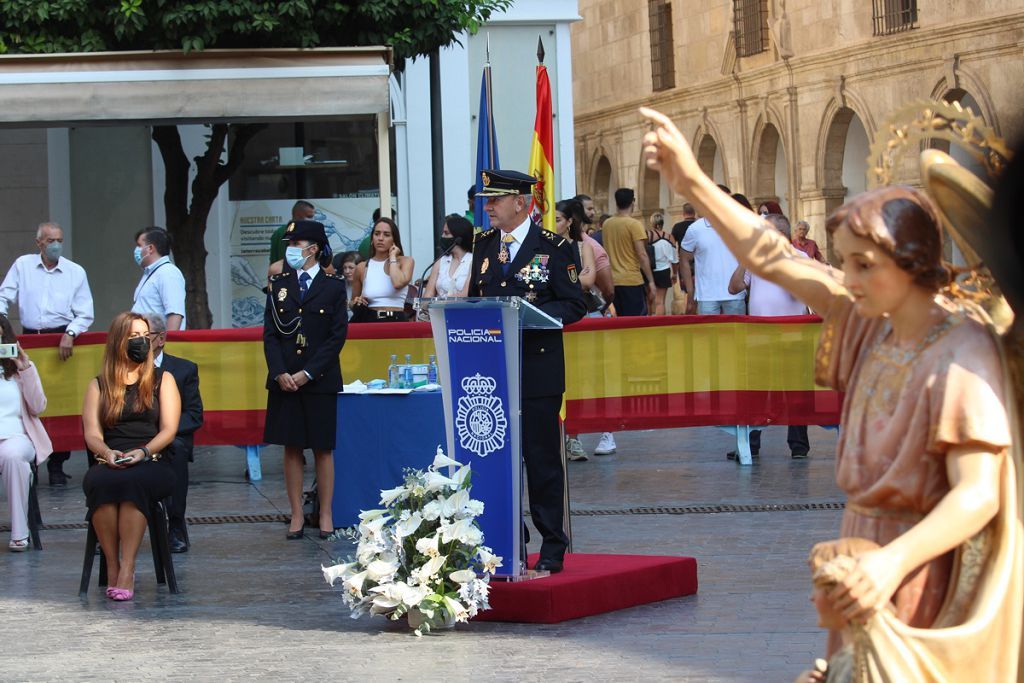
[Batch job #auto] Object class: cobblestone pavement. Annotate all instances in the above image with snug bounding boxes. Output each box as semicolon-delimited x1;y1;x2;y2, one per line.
0;426;843;681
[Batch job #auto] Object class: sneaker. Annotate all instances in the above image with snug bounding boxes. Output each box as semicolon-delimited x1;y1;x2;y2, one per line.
594;432;617;455
566;437;587;462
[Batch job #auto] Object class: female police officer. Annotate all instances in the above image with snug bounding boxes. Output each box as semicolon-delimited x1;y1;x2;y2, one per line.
263;220;348;539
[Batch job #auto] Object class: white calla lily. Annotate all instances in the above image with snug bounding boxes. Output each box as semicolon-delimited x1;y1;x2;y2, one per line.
322;562;354;586
449;569;476;584
415;533;441;558
358;508;388;522
451;464;472;486
422;470;457;492
395;512;423;538
366;559;400;581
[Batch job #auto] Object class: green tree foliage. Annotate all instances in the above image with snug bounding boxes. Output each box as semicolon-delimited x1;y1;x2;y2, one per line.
0;0;511;62
0;0;510;327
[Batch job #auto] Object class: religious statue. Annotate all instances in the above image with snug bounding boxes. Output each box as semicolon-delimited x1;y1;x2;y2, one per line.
639;102;1023;681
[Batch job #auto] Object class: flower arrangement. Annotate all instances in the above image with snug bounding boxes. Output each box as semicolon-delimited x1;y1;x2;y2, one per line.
322;447;503;635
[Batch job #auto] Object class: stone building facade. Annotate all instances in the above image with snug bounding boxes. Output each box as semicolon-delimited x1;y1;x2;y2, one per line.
571;0;1024;257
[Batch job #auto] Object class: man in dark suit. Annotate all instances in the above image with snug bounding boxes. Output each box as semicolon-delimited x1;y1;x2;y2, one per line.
144;313;204;553
469;169;586;573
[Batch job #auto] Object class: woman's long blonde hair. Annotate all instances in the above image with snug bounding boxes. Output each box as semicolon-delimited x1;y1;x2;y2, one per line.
99;312;154;428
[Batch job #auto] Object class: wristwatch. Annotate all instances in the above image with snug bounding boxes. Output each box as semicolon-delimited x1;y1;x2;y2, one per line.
65;330;77;338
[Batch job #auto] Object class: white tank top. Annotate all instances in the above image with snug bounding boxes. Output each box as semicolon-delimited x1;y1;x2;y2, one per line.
0;376;26;438
362;258;407;308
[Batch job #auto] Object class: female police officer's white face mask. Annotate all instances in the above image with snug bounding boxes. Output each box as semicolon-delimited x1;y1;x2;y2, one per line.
285;245;311;270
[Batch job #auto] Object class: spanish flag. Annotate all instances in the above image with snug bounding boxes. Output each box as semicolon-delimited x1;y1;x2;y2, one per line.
527;59;555;232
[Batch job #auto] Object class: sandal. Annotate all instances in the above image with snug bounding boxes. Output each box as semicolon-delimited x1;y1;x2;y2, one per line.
8;538;29;552
109;588;134;601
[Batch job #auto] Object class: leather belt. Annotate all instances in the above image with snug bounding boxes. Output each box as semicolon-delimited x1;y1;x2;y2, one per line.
22;326;68;334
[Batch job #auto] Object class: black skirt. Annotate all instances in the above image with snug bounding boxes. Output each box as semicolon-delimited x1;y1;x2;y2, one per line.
83;460;175;521
264;391;338;450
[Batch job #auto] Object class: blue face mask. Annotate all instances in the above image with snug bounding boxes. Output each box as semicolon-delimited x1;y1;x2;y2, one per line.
133;246;144;266
285;245;309;270
44;241;63;262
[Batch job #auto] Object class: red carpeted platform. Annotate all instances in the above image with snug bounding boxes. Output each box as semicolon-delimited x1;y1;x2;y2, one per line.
474;553;698;623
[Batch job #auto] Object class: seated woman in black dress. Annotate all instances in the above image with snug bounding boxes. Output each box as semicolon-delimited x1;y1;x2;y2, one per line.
82;312;181;601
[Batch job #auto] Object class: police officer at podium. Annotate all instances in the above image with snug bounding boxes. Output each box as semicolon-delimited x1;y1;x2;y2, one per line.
263;220;348;540
469;169;586;573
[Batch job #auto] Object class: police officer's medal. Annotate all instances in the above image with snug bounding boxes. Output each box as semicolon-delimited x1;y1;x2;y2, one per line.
277;287;288;301
567;264;578;284
481;257;489;274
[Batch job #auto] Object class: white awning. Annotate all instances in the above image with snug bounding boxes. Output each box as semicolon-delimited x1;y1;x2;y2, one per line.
0;47;392;127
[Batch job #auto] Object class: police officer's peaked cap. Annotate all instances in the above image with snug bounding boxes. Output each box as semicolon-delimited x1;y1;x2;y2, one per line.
282;220;327;244
475;169;538;197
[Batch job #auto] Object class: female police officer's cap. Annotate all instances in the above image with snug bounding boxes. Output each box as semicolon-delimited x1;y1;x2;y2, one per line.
283;220;327;244
475;169;538;197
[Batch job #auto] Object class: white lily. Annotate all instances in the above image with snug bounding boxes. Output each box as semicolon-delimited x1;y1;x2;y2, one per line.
343;570;369;598
322;562;355;586
422;470;456;492
431;448;462;471
358;508;388;522
439;489;469;518
359;515;388;538
440;517;482;546
413;554;447;584
379;485;409;507
442;595;470;622
366;558;400;582
395;511;423;538
451;464;472;487
449;569;476;584
415;533;441;558
477;548;503;574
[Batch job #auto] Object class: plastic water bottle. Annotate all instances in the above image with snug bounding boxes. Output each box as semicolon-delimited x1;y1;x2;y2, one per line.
387;354;399;388
427;354;438;385
402;354;413;389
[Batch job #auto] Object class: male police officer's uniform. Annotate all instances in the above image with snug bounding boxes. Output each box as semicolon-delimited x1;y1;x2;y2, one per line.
263;220;348;450
469;169;586;572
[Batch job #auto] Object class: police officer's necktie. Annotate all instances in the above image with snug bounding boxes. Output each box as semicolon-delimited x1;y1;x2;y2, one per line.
499;233;515;275
299;271;311;300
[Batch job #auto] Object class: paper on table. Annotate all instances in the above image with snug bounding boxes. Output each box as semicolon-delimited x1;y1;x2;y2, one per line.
412;383;441;392
342;380;368;393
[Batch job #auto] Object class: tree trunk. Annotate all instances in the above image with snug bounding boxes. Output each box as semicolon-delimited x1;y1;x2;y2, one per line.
151;123;265;328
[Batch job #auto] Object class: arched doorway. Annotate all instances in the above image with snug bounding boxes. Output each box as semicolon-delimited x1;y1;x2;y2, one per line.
753;122;789;216
697;134;726;187
821;107;869;259
592;154;613;215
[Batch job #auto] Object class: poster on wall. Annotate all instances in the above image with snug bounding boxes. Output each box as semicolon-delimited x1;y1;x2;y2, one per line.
228;195;393;327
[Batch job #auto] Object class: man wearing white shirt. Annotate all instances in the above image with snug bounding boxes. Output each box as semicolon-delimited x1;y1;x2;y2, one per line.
131;227;186;330
0;221;95;485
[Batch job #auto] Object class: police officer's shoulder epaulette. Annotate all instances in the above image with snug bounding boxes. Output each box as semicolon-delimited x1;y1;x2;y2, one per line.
324;271;344;280
268;272;288;283
474;227;498;243
540;230;567;248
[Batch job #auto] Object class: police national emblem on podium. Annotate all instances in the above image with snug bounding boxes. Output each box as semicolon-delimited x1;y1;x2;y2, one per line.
455;373;508;457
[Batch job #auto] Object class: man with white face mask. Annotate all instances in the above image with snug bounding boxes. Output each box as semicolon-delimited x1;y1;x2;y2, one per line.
131;227;186;330
0;221;94;485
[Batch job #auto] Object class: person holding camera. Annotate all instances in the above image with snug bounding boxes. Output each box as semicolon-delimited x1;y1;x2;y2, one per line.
81;312;181;600
0;314;52;552
264;220;348;540
350;217;414;322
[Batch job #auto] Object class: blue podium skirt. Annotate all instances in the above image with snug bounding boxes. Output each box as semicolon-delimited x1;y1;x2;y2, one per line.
264;391;337;450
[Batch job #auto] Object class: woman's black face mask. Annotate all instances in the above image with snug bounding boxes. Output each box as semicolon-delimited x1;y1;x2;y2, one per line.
126;336;150;363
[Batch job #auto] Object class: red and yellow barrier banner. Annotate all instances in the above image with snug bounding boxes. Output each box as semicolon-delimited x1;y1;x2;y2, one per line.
19;316;840;451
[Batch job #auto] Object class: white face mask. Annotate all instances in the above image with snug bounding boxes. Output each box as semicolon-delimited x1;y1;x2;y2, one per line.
285;245;310;270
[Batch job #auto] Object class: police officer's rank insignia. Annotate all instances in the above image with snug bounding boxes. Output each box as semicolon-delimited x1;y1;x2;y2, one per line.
567;264;578;284
277;287;288;301
525;291;537;302
285;222;295;233
481;257;489;274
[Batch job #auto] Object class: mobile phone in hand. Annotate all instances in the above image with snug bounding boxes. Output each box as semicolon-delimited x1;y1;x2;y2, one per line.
114;455;133;465
0;343;17;359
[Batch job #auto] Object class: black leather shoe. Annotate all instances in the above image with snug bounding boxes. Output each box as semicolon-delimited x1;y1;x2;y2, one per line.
168;529;189;554
533;558;564;573
48;471;69;487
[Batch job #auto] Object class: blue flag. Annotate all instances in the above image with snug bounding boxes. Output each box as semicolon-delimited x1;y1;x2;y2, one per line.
474;65;499;232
